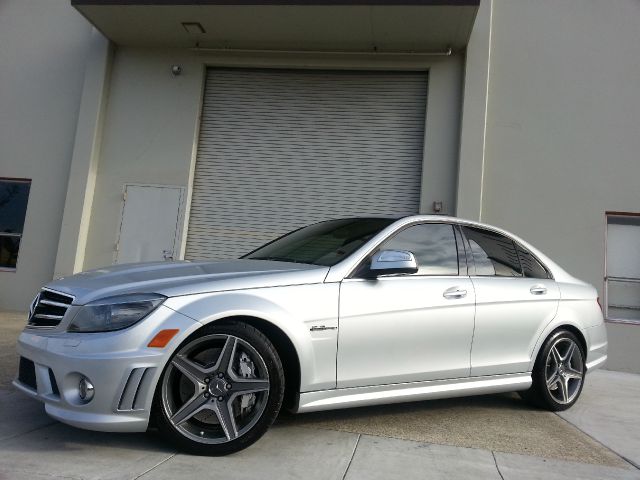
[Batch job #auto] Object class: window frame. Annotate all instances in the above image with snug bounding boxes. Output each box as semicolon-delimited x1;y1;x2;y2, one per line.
458;225;553;280
0;177;32;272
604;211;640;325
515;243;553;280
349;221;467;279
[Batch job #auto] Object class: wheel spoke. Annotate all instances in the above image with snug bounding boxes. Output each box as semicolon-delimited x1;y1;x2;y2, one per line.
231;378;270;395
546;371;560;388
565;367;583;379
170;394;210;426
213;398;238;441
550;346;562;366
563;342;576;363
558;377;570;403
214;336;237;374
172;355;208;385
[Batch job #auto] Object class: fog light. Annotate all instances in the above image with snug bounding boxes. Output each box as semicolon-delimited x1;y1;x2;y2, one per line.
78;377;94;402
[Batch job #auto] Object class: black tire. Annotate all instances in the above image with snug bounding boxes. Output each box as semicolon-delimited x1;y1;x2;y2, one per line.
519;329;586;411
152;321;285;455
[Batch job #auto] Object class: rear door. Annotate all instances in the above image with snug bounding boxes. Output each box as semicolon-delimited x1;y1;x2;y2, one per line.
462;226;560;376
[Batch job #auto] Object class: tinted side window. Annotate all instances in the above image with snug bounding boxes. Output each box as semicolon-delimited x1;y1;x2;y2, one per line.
516;245;550;279
382;223;459;276
462;226;522;277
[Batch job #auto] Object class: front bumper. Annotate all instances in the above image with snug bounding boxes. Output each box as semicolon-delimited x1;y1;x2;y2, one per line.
13;305;201;432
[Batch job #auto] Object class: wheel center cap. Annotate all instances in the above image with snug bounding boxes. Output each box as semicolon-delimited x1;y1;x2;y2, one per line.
208;378;227;397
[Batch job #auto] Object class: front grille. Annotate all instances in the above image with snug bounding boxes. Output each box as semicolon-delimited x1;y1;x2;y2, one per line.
27;289;74;329
18;357;37;390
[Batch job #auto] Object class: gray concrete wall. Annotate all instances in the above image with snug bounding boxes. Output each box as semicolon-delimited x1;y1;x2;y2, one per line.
81;48;466;270
478;0;640;371
82;48;204;270
0;0;91;310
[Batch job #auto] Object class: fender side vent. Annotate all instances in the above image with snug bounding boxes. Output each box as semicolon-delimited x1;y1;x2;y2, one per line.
118;367;156;411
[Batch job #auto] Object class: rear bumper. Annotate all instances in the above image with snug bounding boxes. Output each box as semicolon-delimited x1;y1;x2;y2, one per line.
13;305;201;432
585;323;608;372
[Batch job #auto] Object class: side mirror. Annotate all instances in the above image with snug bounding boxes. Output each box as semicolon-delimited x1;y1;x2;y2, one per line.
369;250;418;276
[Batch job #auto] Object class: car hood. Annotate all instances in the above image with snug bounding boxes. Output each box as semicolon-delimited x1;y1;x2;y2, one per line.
45;260;329;305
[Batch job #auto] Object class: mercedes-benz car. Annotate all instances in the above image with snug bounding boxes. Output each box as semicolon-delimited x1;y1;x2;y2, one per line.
14;216;607;455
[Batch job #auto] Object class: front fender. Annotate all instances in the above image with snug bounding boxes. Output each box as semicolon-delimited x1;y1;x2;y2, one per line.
163;283;339;392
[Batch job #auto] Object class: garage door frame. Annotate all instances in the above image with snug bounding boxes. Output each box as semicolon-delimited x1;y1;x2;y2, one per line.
175;54;463;260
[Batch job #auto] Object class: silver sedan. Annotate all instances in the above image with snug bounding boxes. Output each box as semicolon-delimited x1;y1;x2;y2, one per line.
14;216;607;455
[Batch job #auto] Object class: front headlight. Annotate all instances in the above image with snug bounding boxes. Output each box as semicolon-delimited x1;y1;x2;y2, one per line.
68;293;166;333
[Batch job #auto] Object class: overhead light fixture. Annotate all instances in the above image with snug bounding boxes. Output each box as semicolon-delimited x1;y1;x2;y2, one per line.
182;22;206;35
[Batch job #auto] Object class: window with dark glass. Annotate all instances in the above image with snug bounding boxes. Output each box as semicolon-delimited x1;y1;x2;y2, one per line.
462;226;522;277
245;218;395;266
381;223;459;276
516;244;550;279
0;179;31;270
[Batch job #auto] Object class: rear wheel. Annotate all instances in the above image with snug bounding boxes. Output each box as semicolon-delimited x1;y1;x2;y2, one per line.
519;330;585;411
153;321;284;455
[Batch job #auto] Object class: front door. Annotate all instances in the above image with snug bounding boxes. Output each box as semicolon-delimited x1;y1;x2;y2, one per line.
337;223;476;388
116;184;184;264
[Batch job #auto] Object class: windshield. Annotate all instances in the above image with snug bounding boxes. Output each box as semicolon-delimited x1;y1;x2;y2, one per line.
243;218;396;266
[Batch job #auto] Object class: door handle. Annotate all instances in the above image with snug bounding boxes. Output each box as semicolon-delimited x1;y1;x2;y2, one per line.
530;285;547;295
443;287;467;299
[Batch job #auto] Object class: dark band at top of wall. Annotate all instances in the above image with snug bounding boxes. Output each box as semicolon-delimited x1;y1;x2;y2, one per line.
71;0;479;6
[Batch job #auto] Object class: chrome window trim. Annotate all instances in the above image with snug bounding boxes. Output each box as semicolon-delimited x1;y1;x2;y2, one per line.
327;216;559;283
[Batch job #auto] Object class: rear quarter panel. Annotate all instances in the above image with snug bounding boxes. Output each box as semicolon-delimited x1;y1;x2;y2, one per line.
527;281;606;371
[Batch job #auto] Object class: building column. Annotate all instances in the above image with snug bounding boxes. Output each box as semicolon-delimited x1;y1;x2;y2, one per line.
54;29;112;278
456;0;493;221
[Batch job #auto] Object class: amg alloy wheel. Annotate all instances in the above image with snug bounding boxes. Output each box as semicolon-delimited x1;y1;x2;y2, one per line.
519;330;586;411
544;337;584;405
154;322;284;455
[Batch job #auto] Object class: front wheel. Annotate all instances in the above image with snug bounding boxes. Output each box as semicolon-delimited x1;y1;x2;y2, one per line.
519;330;586;411
153;321;285;455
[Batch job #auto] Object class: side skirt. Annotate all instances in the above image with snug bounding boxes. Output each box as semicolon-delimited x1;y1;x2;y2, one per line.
296;372;532;413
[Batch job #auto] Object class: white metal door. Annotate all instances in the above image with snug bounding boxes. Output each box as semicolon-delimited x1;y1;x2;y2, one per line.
186;68;428;261
116;184;184;264
338;276;476;388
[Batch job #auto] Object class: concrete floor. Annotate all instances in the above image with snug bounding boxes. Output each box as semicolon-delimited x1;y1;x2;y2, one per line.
1;311;639;479
0;311;22;389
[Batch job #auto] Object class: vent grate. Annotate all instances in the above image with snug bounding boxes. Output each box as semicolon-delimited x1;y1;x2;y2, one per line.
118;367;155;411
48;368;60;396
18;357;37;391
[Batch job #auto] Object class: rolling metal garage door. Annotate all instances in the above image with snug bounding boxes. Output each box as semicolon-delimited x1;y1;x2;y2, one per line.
185;68;428;260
